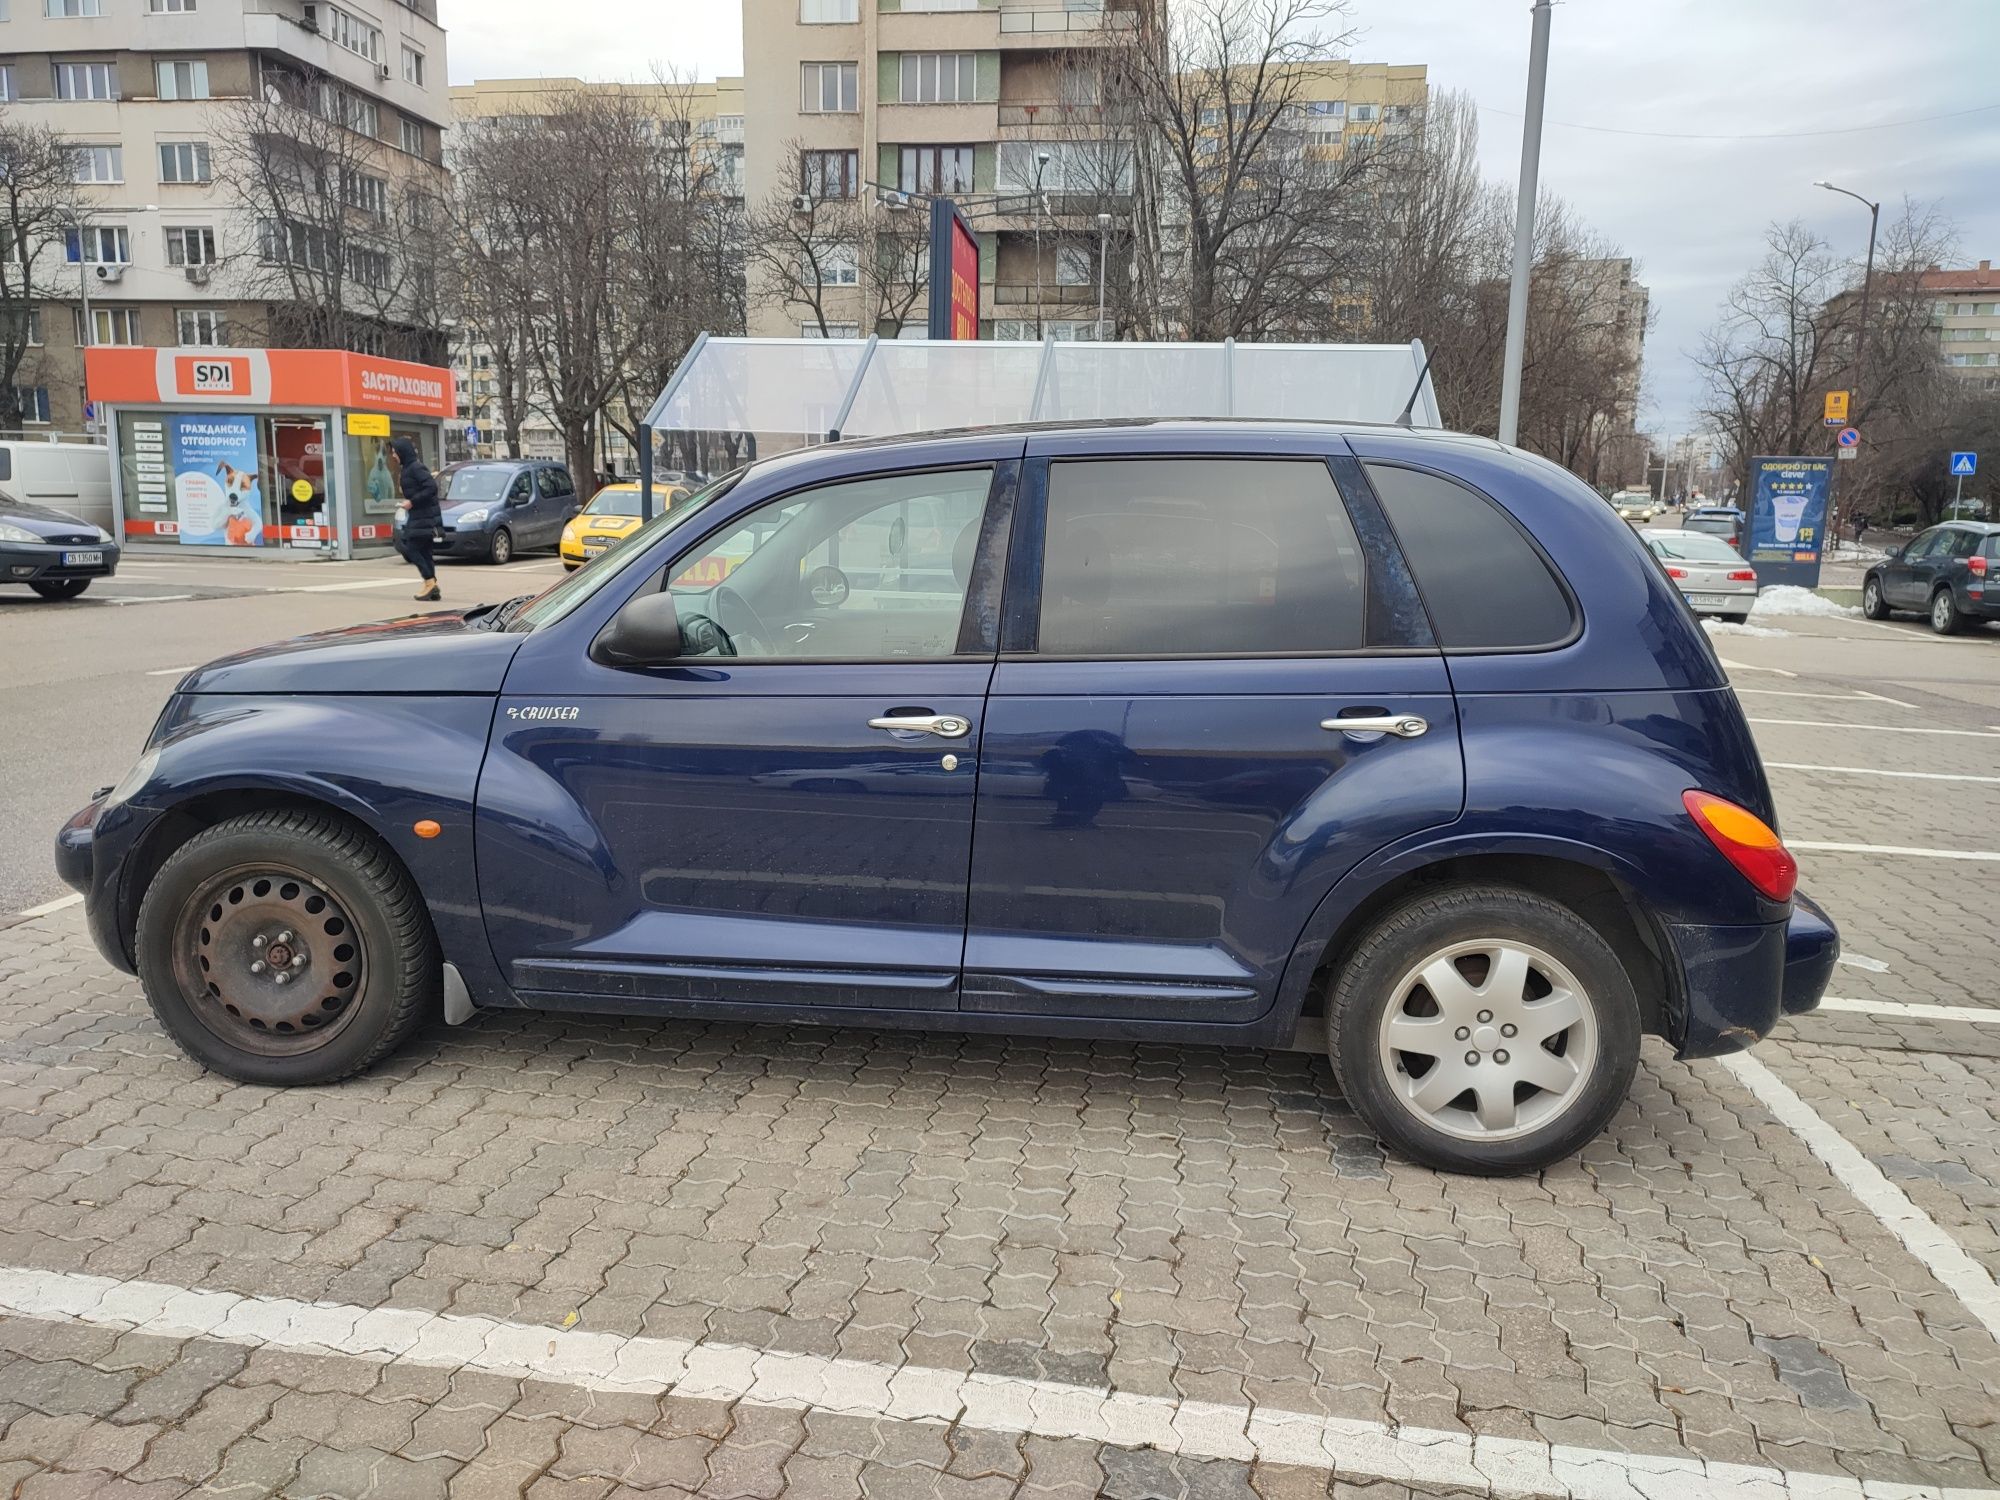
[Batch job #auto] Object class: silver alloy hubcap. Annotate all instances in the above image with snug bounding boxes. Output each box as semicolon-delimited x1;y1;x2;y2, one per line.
1934;594;1950;627
1376;938;1598;1142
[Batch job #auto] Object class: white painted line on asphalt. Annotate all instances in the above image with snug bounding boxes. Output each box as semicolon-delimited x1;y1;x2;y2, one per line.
1735;688;1914;705
104;593;195;606
1720;1052;2000;1347
284;579;426;593
13;893;81;917
1765;761;2000;784
1715;657;1796;677
1791;839;2000;862
0;1267;1984;1500
1836;952;1890;974
1856;688;1919;709
1818;995;2000;1025
144;665;196;676
1749;717;2000;738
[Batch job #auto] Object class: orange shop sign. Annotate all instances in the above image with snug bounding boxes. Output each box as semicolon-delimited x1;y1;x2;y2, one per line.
86;347;456;420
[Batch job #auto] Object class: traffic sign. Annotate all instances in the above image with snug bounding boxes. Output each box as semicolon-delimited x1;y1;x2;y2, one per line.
464;423;481;444
1823;390;1849;424
1950;451;1978;476
1837;449;1856;462
1836;426;1860;449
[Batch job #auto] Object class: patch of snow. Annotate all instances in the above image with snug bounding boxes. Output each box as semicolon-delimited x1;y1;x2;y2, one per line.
1704;618;1791;638
1752;585;1859;619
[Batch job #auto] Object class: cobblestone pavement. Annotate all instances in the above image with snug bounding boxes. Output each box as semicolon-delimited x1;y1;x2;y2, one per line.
0;614;1995;1498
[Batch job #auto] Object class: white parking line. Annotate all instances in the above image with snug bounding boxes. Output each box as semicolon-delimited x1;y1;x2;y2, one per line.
1749;717;2000;738
1715;657;1797;678
1836;952;1890;974
1791;839;2000;862
0;1266;1984;1500
1818;995;1999;1025
1721;1052;2000;1346
1735;688;1915;706
13;893;81;917
103;593;195;606
1765;761;2000;784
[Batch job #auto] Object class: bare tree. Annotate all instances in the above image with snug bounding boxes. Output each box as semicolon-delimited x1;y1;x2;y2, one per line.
209;64;444;359
0;115;85;429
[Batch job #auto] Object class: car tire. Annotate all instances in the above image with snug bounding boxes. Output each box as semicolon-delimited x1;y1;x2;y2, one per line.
1721;612;1750;624
487;527;514;566
563;560;579;572
1326;884;1642;1175
29;578;90;600
134;808;439;1086
1861;577;1891;620
1930;588;1964;635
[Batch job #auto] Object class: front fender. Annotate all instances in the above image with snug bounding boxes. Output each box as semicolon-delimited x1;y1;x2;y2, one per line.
91;694;509;1007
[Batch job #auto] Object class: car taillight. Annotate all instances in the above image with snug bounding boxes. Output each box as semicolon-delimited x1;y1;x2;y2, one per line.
1683;790;1797;902
1665;566;1688;579
1727;570;1757;582
1972;556;1989;578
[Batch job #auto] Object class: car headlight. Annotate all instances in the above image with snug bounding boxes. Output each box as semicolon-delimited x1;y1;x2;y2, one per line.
94;526;114;543
102;748;161;810
456;508;488;525
0;521;39;543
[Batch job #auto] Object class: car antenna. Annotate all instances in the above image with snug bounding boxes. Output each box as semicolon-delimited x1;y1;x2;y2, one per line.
1392;350;1436;429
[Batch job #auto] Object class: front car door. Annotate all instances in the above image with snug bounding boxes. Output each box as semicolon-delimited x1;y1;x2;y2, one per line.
476;435;1022;1014
1882;527;1940;606
961;432;1464;1027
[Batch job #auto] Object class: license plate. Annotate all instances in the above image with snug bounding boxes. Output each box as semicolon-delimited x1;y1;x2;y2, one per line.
583;537;612;550
62;550;103;567
1688;593;1730;609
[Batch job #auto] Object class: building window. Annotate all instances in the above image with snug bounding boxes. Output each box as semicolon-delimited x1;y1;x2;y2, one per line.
46;0;102;15
801;323;861;338
799;0;857;20
341;168;388;218
811;243;859;287
899;52;976;104
899;144;974;195
401;45;424;85
164;225;216;264
158;140;212;182
399;117;425;156
992;318;1094;341
1055;244;1092;286
13;387;52;424
0;69;15;104
259;217;335;271
997;140;1133;192
800;61;857;114
18;309;44;346
71;144;121;182
177;309;224;345
800;148;859;200
319;81;380;134
156;59;210;99
54;61;118;100
1349;103;1378;123
148;0;198;11
65;224;129;262
345;243;390;288
321;5;382;63
74;306;143;345
904;0;977;9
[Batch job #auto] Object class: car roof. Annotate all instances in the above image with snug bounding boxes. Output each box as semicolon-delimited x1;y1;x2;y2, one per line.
1933;519;2000;532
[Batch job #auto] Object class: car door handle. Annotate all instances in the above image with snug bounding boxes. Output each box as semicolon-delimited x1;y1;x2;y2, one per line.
869;713;972;739
1322;713;1429;738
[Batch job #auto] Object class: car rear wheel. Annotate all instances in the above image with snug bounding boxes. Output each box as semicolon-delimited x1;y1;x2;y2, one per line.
1861;577;1891;619
487;526;514;566
29;578;90;600
1327;884;1641;1174
135;809;438;1085
1722;611;1749;624
1931;588;1963;635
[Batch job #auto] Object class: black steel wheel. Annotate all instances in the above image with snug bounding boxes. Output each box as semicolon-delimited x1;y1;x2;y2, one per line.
29;578;90;600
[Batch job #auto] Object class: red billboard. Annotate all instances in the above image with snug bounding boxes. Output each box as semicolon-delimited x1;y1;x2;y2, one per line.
929;200;981;340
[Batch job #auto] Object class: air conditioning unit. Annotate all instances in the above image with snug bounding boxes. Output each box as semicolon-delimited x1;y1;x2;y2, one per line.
880;190;911;212
791;193;814;213
92;264;125;284
184;264;212;286
376;63;391;82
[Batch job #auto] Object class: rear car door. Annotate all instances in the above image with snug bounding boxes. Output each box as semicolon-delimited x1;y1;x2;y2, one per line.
477;439;1021;1013
537;466;578;543
961;433;1463;1025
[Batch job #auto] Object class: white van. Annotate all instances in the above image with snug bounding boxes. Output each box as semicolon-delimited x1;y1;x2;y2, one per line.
0;441;114;530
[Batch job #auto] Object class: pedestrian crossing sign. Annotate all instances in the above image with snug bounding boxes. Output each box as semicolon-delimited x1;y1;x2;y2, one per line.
1949;452;1977;476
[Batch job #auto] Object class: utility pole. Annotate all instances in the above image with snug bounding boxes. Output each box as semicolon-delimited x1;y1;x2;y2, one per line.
1032;151;1052;339
1496;0;1553;447
1814;181;1880;545
1096;210;1111;340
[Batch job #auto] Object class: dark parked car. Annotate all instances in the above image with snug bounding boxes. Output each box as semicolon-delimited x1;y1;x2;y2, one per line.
398;459;580;565
55;422;1836;1174
0;496;119;600
1679;505;1746;551
1862;521;2000;634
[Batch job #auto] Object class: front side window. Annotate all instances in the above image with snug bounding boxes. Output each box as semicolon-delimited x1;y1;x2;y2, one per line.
899;52;976;104
1037;459;1368;657
800;61;857;113
1365;463;1574;650
156;59;209;99
665;467;994;661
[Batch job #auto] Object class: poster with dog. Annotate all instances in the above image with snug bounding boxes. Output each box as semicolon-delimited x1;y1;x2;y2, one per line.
168;414;264;547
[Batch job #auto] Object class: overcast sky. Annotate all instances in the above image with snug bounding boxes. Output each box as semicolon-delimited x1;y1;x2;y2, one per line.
442;0;2000;435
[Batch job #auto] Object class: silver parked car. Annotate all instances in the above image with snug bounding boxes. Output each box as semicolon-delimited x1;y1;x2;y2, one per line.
1641;528;1759;623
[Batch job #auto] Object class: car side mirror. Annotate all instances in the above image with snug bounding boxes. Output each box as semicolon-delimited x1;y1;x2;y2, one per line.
593;590;682;666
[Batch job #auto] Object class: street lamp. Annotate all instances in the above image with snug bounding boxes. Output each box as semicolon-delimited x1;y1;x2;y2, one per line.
1815;179;1880;549
1497;0;1553;446
1032;153;1054;332
1095;210;1112;341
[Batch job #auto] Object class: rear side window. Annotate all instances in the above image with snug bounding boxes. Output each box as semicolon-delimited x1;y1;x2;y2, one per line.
1946;529;1980;558
1037;458;1366;656
1365;463;1575;650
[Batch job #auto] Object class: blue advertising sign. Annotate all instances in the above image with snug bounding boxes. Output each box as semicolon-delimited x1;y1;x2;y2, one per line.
1748;455;1831;589
168;414;264;547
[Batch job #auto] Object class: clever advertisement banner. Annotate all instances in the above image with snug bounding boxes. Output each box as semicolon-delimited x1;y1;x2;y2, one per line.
1748;455;1830;589
168;414;264;547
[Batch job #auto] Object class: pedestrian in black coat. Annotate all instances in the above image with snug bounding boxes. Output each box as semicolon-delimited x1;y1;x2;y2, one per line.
391;437;443;601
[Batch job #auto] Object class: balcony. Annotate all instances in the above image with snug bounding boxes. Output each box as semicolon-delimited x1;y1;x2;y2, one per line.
992;283;1098;306
996;4;1139;46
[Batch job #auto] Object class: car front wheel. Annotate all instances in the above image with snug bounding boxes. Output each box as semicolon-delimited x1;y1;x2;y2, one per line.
1861;577;1891;619
135;808;439;1085
29;578;90;600
1931;588;1963;635
487;526;514;566
1328;884;1641;1174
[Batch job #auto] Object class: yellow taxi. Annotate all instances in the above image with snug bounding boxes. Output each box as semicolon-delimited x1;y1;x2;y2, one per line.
559;480;690;571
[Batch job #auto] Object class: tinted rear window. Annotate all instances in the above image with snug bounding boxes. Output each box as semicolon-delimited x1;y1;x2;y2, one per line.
1365;462;1575;650
1647;532;1746;563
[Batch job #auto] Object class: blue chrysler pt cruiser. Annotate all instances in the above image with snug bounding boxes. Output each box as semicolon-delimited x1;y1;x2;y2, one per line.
57;422;1837;1173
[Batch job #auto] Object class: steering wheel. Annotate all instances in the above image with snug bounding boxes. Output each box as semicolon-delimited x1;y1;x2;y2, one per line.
712;584;773;654
676;611;736;657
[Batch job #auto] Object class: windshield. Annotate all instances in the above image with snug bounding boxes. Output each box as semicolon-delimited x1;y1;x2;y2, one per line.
508;469;743;631
439;465;514;503
1648;532;1746;563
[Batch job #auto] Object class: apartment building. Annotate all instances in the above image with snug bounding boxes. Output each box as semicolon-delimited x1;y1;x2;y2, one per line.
1926;260;2000;385
1;0;451;437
